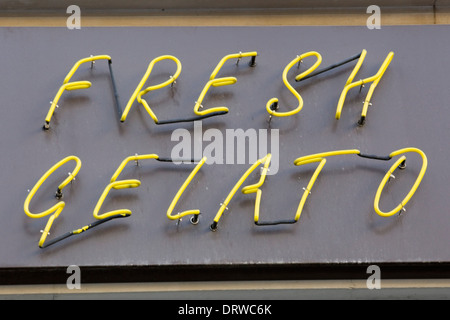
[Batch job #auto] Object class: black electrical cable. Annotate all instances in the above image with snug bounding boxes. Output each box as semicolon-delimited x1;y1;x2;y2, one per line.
255;219;297;226
108;59;123;118
357;152;407;169
155;110;228;125
40;214;130;249
357;153;392;161
296;52;363;82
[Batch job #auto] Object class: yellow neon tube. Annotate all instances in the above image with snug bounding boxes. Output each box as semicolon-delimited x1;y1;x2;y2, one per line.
336;51;394;123
241;154;272;195
344;50;368;88
294;158;327;221
23;155;82;248
120;55;182;123
193;78;236;115
109;153;160;183
97;153;204;221
294;149;361;166
244;156;326;224
194;51;257;116
294;147;427;219
209;51;257;80
44;55;112;129
92;154;161;220
293;151;363;223
242;150;361;226
62;55;112;84
92;180;140;220
266;51;322;117
374;147;427;217
210;154;271;231
166;157;207;222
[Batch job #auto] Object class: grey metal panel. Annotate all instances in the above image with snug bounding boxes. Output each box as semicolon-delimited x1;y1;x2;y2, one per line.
0;26;449;283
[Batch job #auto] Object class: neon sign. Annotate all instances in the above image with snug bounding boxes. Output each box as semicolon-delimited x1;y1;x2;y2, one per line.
25;49;427;249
